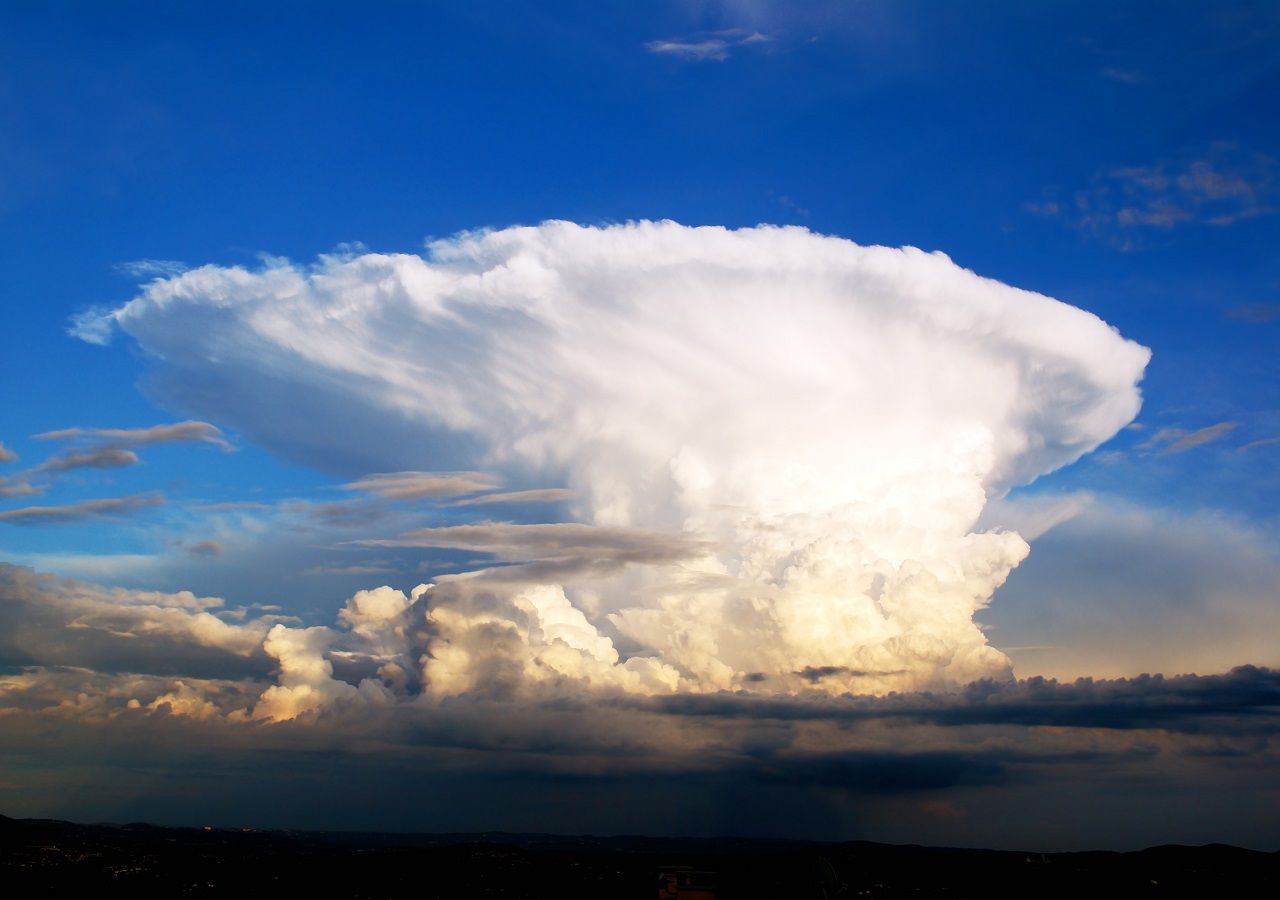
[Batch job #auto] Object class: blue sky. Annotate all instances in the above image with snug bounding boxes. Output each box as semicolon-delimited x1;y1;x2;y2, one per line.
4;1;1277;615
1;2;1278;845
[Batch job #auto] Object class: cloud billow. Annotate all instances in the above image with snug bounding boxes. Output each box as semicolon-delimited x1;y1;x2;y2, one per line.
86;221;1150;698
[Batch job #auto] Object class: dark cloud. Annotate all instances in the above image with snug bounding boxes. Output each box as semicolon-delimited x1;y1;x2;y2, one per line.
634;666;1280;735
750;749;1012;793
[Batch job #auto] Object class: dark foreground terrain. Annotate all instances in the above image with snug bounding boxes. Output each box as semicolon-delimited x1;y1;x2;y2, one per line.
1;814;1276;898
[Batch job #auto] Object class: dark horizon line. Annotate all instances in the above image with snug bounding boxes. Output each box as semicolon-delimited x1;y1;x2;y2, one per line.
5;812;1276;858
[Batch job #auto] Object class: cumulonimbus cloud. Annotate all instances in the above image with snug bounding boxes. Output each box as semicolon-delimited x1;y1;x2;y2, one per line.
85;221;1150;698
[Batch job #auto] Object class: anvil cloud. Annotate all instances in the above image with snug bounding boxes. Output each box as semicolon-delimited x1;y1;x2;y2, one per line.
85;221;1150;701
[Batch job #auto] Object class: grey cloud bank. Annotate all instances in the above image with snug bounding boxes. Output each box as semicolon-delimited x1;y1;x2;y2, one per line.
0;560;1276;849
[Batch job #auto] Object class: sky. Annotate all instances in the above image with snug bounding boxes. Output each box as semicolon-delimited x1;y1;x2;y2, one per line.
1;1;1278;850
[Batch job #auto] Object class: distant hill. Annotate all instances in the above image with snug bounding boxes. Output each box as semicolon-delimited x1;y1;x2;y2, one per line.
2;813;1276;898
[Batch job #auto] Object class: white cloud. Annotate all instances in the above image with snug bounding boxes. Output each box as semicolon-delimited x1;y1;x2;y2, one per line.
114;259;189;279
644;29;773;62
82;220;1149;696
645;38;732;61
68;306;118;345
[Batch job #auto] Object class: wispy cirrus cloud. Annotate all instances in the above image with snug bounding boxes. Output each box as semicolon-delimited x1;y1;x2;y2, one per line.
1028;142;1279;249
0;492;165;526
1140;421;1238;454
29;447;139;475
1226;302;1280;323
644;28;772;62
342;471;500;501
184;540;224;558
451;488;575;507
1099;66;1143;84
1238;436;1280;454
114;259;189;279
0;477;39;499
35;420;233;452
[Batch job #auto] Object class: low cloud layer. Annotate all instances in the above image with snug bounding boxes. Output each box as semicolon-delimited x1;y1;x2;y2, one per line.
0;560;1276;847
83;221;1150;696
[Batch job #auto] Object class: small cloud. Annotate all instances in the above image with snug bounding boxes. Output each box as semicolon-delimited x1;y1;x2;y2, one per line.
0;477;39;499
1099;66;1143;84
114;259;189;279
1140;421;1238;454
452;488;575;507
774;193;810;218
1226;302;1280;323
1238;436;1280;454
1028;142;1279;248
285;500;387;528
303;563;395;576
645;29;773;62
30;447;139;476
0;442;16;463
0;492;165;526
185;540;224;558
645;38;731;61
35;421;233;452
1090;449;1127;466
68;307;117;345
343;470;500;501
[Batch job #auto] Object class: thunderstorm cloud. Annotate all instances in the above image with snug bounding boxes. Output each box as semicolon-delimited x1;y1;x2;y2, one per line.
74;221;1150;701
